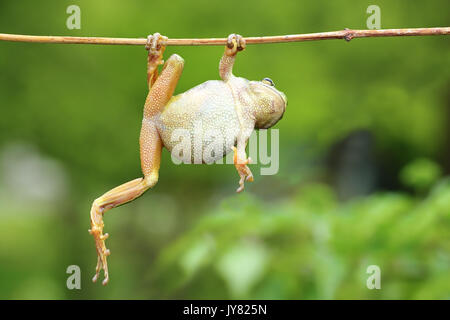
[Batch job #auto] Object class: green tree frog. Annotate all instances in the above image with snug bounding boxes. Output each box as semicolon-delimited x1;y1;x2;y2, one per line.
89;33;287;285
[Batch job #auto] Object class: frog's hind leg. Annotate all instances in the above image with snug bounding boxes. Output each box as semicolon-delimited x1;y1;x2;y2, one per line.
89;124;162;286
89;36;184;286
140;53;184;186
89;173;158;285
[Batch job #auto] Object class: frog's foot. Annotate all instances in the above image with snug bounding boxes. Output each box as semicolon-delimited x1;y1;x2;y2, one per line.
226;34;246;56
145;32;168;55
89;203;111;286
146;32;168;86
232;146;254;193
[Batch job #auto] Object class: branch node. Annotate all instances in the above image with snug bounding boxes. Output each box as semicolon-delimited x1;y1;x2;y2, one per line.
344;28;354;42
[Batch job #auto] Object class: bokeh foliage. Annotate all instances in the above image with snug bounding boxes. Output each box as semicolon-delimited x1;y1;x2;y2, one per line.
0;0;448;299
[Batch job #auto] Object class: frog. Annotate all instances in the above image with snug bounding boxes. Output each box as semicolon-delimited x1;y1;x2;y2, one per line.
89;33;287;285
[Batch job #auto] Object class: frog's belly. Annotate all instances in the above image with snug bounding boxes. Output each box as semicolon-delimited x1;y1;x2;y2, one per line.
156;83;240;164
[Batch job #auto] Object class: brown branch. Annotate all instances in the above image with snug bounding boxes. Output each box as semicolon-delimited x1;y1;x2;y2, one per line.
0;27;448;46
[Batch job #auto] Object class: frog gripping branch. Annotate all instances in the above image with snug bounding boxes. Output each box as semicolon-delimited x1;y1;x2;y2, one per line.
2;28;447;286
88;33;287;285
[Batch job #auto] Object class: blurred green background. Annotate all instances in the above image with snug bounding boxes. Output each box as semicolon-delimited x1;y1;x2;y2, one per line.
0;0;449;299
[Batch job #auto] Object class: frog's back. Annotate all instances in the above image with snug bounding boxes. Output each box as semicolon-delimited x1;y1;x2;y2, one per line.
156;80;240;163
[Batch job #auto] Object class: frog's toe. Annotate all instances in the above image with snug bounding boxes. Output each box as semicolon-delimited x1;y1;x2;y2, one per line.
235;34;246;51
89;221;111;285
91;244;109;284
91;243;110;285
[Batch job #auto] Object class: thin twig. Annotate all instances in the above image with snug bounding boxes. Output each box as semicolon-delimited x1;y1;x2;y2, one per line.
0;27;448;46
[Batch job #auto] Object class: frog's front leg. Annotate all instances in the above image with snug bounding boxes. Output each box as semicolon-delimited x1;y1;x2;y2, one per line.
89;33;184;285
219;33;245;81
232;133;254;193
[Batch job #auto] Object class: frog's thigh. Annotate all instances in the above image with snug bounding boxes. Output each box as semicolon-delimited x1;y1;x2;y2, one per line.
140;119;162;179
140;54;183;178
144;54;184;118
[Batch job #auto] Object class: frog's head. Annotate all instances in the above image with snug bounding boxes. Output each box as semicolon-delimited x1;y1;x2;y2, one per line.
250;78;287;129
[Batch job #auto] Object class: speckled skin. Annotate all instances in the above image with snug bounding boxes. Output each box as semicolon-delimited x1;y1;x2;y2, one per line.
156;80;239;163
154;64;286;163
88;34;287;286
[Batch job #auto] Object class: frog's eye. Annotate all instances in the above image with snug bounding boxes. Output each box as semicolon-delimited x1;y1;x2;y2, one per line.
262;77;275;86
